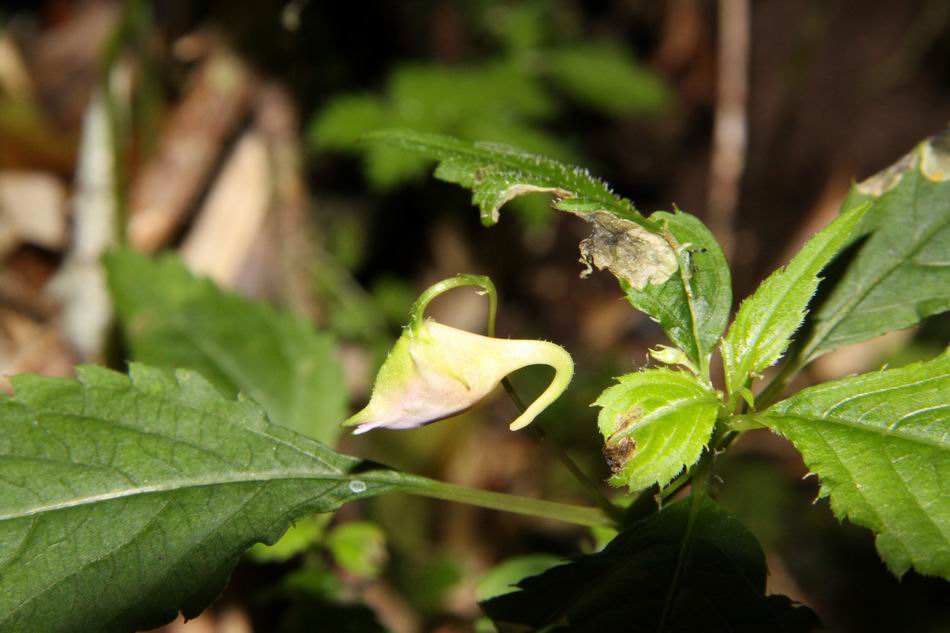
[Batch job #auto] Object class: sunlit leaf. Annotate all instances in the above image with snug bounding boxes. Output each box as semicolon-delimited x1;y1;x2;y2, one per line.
721;204;868;399
365;129;639;225
594;368;719;491
757;347;950;579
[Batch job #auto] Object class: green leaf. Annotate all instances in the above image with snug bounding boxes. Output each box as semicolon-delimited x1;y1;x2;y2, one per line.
308;62;575;190
545;42;672;116
721;203;869;400
480;496;819;632
364;129;640;226
756;347;950;579
796;134;950;363
624;210;732;372
105;249;347;445
326;521;387;578
246;514;329;563
308;93;391;150
476;554;563;602
594;368;719;491
0;364;408;633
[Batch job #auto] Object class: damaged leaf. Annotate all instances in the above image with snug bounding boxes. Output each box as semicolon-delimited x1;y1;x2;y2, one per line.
792;130;950;365
364;129;643;226
622;210;732;372
594;368;719;491
577;211;678;290
367;131;732;375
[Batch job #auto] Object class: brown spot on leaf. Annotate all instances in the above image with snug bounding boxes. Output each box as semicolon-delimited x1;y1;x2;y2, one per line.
856;128;950;195
856;150;915;196
921;129;950;182
577;211;677;290
603;436;636;475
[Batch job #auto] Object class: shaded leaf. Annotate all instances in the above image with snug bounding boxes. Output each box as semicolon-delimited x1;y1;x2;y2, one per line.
309;63;572;190
721;204;868;399
247;515;329;563
0;364;408;633
595;368;719;491
757;347;950;579
545;42;672;116
326;521;387;578
796;133;950;362
106;249;346;445
481;496;818;633
476;554;563;602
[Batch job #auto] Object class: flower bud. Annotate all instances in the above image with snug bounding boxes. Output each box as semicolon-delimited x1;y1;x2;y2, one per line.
343;319;573;434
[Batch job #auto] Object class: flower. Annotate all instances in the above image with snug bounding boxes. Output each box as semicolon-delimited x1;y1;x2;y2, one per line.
343;318;574;434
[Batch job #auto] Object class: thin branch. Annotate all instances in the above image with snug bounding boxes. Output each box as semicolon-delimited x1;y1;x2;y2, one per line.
707;0;751;258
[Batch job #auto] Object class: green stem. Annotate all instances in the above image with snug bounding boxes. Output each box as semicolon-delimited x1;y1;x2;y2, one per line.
409;274;497;334
399;478;611;528
657;467;694;502
754;359;798;410
504;379;625;526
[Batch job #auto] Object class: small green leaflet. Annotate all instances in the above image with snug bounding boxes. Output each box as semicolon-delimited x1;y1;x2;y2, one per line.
757;347;950;579
0;364;411;633
480;495;819;632
795;133;950;364
624;210;732;371
721;203;868;400
595;368;719;491
106;249;346;446
364;129;641;225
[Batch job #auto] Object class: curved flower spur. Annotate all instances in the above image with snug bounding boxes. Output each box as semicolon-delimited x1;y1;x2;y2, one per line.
343;275;574;434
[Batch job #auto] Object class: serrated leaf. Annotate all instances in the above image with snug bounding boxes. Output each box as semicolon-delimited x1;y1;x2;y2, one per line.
595;368;719;491
797;134;950;362
105;249;346;445
0;364;410;633
757;347;950;579
481;495;819;633
545;42;672;116
721;204;868;399
624;210;732;370
365;129;640;226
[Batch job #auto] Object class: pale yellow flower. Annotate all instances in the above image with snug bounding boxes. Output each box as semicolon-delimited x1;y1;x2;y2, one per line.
343;277;573;434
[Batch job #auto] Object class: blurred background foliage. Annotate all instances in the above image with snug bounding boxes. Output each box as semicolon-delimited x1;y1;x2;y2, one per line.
1;1;949;632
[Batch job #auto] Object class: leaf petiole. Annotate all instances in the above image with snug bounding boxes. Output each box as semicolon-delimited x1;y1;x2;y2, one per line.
395;476;612;528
